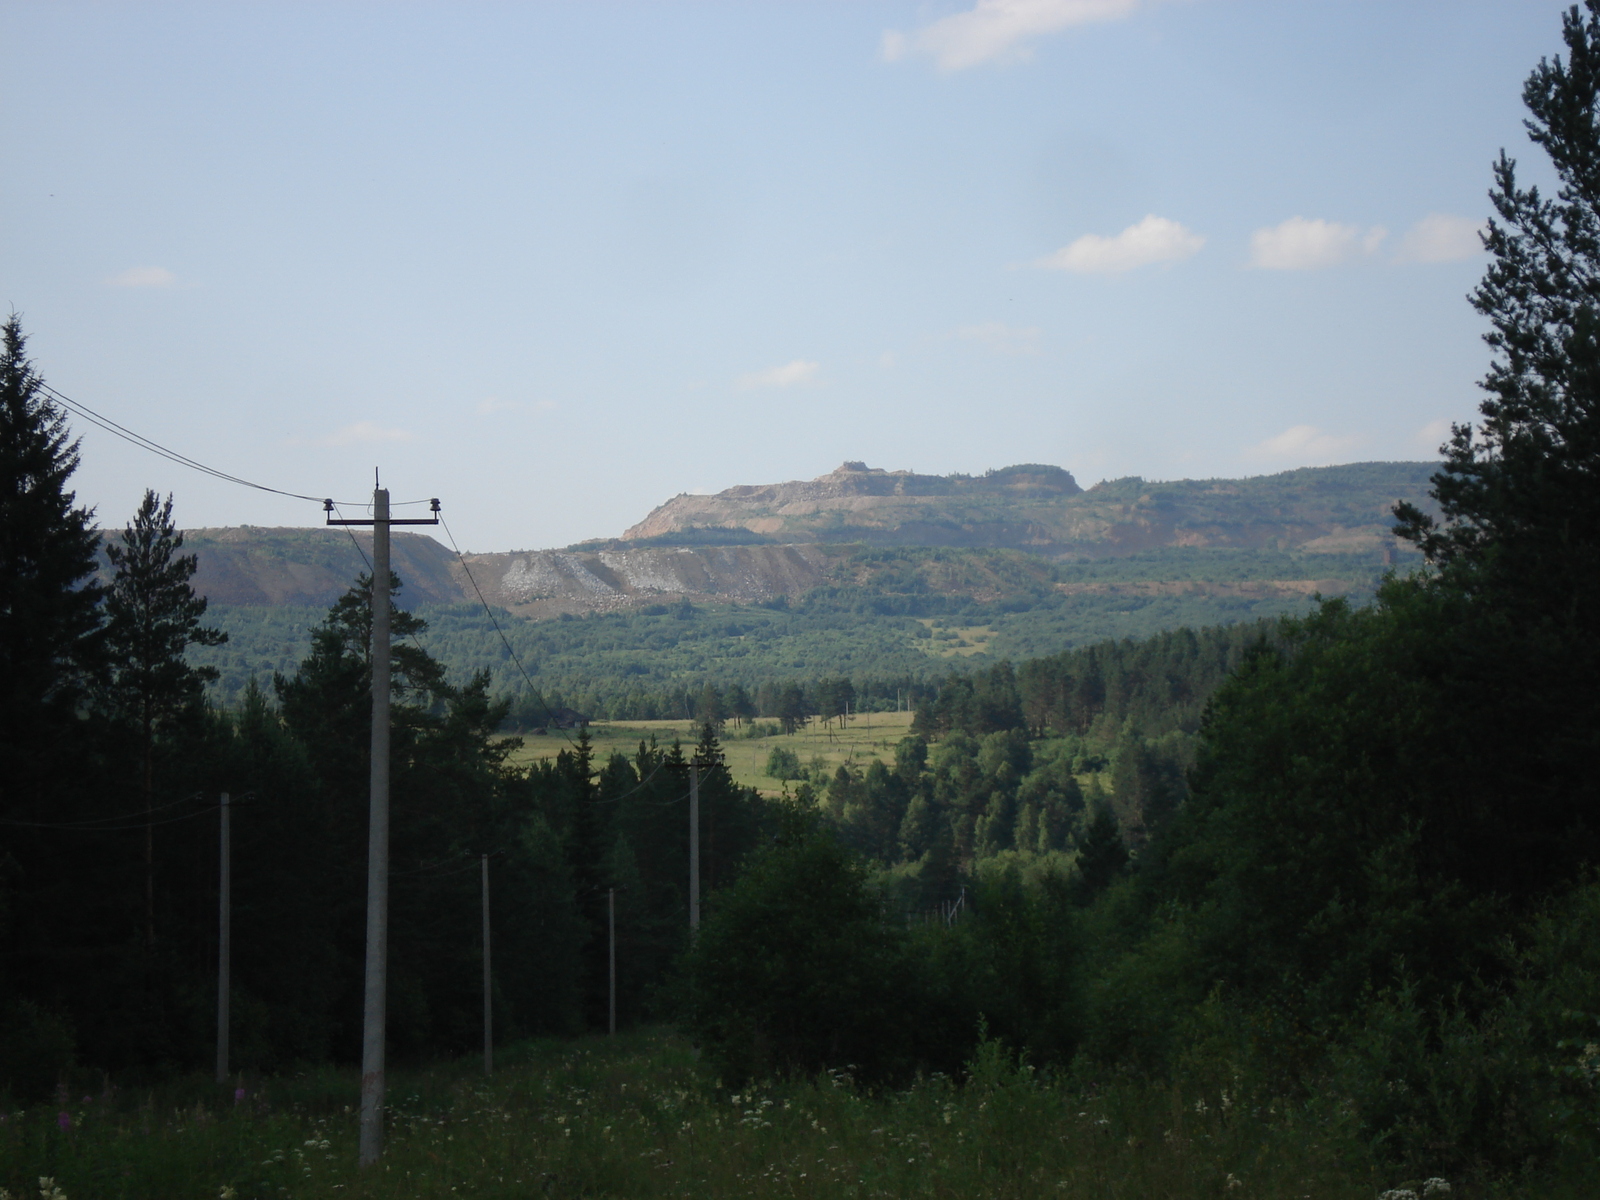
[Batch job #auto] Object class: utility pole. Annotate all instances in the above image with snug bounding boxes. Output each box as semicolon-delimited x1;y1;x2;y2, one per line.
326;487;439;1167
216;791;230;1084
688;757;708;934
482;854;492;1076
607;887;616;1036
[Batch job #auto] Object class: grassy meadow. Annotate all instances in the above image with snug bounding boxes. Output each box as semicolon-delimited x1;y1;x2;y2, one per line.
0;1027;1498;1200
507;712;919;796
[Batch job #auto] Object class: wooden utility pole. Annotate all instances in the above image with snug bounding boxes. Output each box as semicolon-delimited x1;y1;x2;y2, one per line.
216;791;230;1084
482;854;493;1076
326;488;439;1167
607;887;616;1036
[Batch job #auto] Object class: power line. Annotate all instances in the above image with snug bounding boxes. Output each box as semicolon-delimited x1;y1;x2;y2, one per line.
0;792;237;831
41;383;361;506
331;503;437;661
439;515;542;697
435;516;692;793
435;513;593;751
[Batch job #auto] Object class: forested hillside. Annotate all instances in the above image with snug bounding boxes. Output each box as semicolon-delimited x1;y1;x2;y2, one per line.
7;8;1600;1194
191;545;1398;714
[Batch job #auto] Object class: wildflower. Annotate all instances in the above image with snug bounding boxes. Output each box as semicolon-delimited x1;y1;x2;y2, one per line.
220;1189;237;1200
55;1112;71;1131
1421;1182;1451;1197
39;1180;68;1200
234;1089;246;1104
1226;1174;1243;1190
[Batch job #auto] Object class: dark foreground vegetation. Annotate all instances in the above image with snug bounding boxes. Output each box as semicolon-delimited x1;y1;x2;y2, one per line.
7;5;1600;1196
0;1028;1534;1200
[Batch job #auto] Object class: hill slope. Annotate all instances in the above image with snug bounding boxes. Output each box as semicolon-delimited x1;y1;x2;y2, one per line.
622;460;1435;557
107;461;1436;621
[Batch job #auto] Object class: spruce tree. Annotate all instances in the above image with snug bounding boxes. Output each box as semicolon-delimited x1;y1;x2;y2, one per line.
0;316;104;811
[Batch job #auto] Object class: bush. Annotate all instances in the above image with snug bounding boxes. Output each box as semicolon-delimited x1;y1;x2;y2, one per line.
0;996;75;1102
763;745;802;780
680;813;917;1084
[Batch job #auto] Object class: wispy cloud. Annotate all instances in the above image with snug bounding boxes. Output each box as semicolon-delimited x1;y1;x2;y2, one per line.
308;421;418;448
1248;424;1363;462
883;0;1141;71
1395;213;1484;264
1415;418;1453;449
106;266;177;288
736;360;819;389
1248;218;1385;270
957;321;1041;354
1037;215;1204;274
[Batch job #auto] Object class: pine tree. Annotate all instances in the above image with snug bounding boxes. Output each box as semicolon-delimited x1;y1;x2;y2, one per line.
1395;0;1600;622
1392;1;1600;882
103;489;227;943
0;316;105;812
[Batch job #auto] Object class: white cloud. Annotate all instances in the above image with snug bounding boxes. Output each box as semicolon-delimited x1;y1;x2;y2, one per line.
311;421;418;448
957;321;1041;354
736;359;819;389
1037;215;1204;274
882;0;1140;71
1248;218;1385;270
106;266;176;288
477;397;520;415
1415;418;1453;449
1395;213;1484;264
1249;424;1363;462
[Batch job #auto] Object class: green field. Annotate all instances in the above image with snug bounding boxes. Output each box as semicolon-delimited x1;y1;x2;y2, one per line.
0;1028;1431;1200
507;712;919;796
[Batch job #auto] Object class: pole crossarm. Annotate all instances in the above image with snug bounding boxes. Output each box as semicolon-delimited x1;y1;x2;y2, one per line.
325;498;441;527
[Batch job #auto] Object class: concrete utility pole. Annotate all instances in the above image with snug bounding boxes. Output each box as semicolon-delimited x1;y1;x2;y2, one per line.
607;887;616;1036
216;791;230;1084
688;758;707;934
482;854;493;1076
326;487;439;1167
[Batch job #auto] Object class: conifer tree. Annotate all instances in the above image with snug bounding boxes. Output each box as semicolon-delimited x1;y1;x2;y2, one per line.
1393;0;1600;881
0;316;104;810
1395;1;1600;616
104;489;226;943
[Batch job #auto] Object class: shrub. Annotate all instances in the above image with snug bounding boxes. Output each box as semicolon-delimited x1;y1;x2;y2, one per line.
680;814;916;1084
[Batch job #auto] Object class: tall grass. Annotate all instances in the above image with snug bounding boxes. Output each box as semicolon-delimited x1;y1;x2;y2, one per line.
0;1028;1567;1199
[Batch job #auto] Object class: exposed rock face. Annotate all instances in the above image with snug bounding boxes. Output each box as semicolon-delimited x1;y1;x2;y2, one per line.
623;460;1432;557
117;461;1438;619
624;462;1083;542
462;544;831;617
106;527;833;617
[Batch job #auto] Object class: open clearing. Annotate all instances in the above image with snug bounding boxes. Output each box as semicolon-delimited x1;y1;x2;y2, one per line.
0;1028;1392;1200
506;711;917;795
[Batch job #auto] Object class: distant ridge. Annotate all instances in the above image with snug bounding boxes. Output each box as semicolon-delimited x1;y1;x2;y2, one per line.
107;460;1439;619
620;460;1436;557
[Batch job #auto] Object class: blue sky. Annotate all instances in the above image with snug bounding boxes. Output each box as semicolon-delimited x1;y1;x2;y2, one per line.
0;0;1564;550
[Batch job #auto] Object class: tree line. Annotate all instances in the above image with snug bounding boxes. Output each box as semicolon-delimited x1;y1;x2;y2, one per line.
679;8;1600;1182
0;318;777;1092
